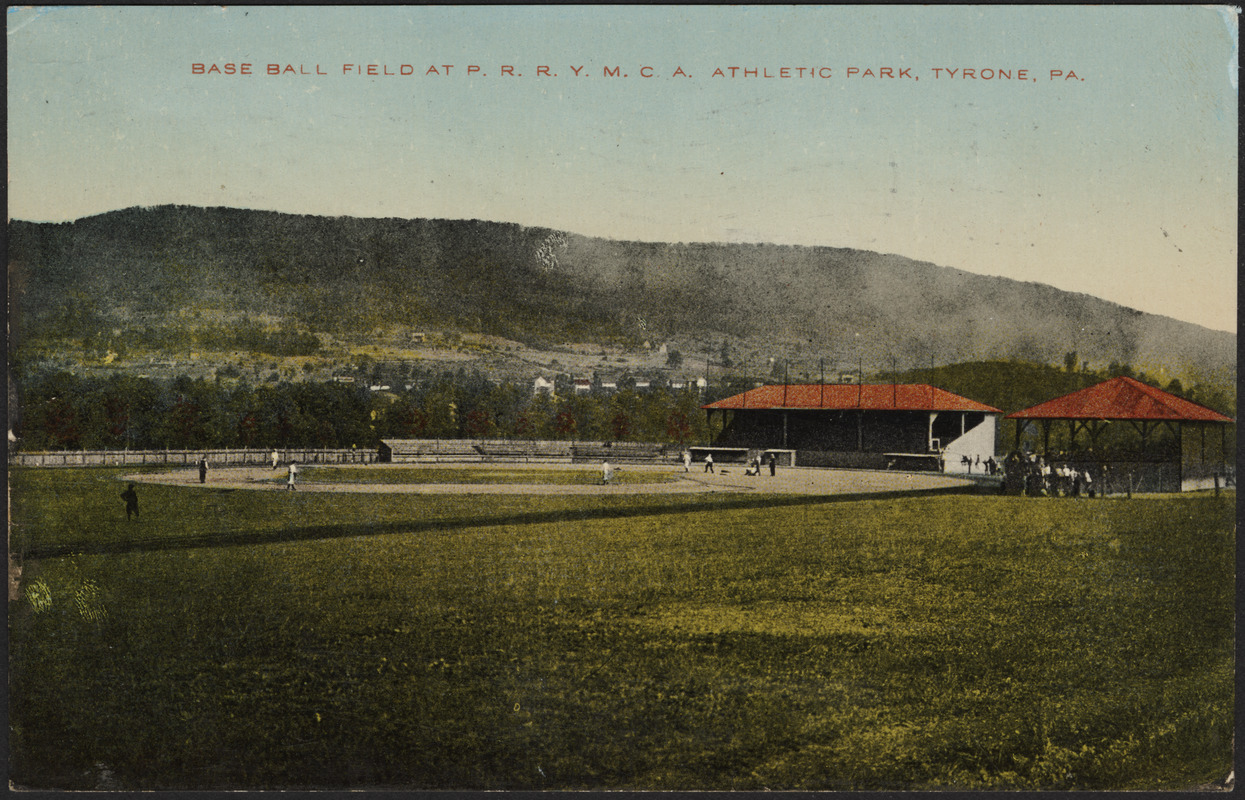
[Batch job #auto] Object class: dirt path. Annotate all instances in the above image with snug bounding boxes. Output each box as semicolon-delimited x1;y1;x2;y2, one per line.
123;463;979;496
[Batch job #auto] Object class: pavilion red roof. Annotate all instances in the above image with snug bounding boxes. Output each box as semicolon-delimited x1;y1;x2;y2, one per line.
702;384;1002;413
1005;376;1234;423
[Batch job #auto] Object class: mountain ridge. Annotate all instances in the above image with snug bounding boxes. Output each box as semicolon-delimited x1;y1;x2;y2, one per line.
7;205;1235;387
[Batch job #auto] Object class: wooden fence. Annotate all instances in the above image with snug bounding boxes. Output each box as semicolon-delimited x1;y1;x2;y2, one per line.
8;448;378;468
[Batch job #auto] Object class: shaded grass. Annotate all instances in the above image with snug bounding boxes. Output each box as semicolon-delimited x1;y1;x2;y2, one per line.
8;467;1234;790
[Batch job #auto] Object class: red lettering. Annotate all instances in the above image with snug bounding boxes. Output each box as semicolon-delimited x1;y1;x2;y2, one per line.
367;65;377;75
241;64;252;75
963;68;975;78
1050;70;1062;80
640;66;653;77
192;64;204;74
570;65;584;76
268;64;280;75
603;66;620;77
780;67;790;78
468;65;481;75
401;65;413;75
501;65;515;76
672;66;689;78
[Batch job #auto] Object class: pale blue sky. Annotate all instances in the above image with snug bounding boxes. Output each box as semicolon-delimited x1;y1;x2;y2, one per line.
7;5;1238;331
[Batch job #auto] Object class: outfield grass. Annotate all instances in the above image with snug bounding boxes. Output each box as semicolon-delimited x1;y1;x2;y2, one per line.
8;467;1234;790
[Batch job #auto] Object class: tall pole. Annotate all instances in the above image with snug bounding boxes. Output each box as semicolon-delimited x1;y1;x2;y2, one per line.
782;360;789;407
820;358;825;407
857;354;862;407
890;354;897;408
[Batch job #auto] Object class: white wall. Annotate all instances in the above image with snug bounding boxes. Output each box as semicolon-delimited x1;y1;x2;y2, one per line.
941;415;998;474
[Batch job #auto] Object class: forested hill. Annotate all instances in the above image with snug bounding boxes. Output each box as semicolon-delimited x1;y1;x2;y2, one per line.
8;205;1235;384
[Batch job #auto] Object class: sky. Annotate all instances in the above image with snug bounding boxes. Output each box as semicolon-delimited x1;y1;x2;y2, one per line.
7;5;1239;333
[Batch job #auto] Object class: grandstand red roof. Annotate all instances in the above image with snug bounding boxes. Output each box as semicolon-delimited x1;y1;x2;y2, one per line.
1005;376;1234;423
702;384;1002;413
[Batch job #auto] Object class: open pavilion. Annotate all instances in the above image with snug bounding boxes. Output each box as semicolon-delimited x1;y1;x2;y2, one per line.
1005;376;1235;493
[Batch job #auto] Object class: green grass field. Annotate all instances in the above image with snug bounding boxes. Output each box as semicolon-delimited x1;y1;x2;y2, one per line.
8;467;1234;790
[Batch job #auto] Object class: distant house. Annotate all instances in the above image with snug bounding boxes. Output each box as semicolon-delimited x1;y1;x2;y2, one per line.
600;381;618;393
410;332;427;343
573;379;592;395
670;381;686;390
634;380;651;392
533;376;555;396
333;375;355;383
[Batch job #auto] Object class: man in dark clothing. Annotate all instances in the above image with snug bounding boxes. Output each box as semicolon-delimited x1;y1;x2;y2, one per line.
198;457;209;484
121;484;139;520
768;454;777;476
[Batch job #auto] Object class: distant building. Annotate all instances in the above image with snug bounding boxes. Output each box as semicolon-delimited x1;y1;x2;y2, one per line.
533;376;555;396
634;380;651;392
573;378;592;395
333;375;355;383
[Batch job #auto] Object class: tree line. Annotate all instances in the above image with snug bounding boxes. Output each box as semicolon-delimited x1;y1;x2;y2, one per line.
11;370;714;452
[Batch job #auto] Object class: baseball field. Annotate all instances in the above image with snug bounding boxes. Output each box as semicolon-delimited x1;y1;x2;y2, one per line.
7;464;1234;790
